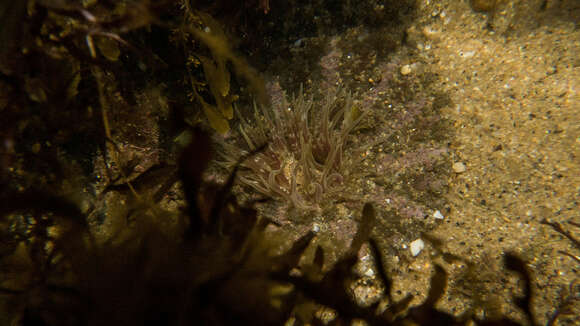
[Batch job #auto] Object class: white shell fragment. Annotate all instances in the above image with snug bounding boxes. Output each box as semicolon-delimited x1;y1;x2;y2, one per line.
312;223;320;233
409;239;425;257
364;268;375;277
433;210;444;220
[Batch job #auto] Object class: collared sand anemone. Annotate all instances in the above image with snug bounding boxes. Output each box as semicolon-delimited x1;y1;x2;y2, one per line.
217;71;451;245
217;84;365;216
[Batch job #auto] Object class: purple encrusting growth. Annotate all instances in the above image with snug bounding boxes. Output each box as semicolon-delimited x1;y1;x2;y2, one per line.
375;147;449;219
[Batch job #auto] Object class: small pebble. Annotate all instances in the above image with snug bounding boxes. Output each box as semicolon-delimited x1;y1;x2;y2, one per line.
410;239;425;257
433;210;444;220
452;162;466;173
422;26;440;39
400;64;412;75
459;50;475;58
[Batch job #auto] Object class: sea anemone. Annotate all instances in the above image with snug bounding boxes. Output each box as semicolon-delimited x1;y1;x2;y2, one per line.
217;67;451;253
218;84;364;215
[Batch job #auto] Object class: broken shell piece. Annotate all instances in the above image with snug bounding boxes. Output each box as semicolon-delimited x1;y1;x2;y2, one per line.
410;239;425;257
433;210;444;220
